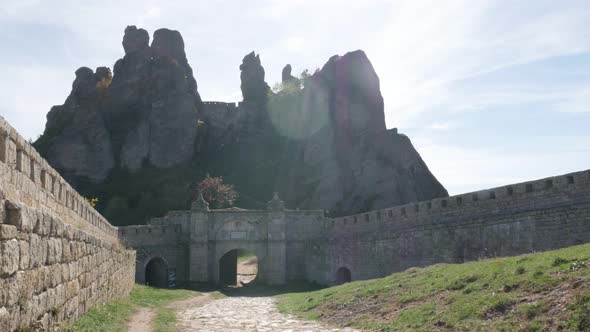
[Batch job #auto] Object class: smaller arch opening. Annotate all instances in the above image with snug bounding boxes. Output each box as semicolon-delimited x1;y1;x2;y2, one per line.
336;267;352;285
145;257;168;288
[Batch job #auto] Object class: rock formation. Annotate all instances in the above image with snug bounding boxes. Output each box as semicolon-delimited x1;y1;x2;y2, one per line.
37;25;201;182
35;26;447;225
240;51;271;104
281;64;298;86
286;50;446;214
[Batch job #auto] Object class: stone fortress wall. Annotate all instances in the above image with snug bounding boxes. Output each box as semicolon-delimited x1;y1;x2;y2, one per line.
0;116;135;331
313;169;590;284
121;168;590;288
202;101;239;110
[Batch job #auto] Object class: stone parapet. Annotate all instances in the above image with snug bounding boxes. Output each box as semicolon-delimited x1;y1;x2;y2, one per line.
0;116;117;242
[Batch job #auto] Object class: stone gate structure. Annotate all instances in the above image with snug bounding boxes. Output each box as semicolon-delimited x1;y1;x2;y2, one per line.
121;169;590;288
121;193;324;286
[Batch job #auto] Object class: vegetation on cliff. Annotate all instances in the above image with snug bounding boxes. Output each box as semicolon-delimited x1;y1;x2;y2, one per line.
276;243;590;331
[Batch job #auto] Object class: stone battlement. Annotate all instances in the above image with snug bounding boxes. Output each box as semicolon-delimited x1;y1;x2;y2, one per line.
201;101;239;110
0;116;117;241
331;169;590;228
0;116;135;331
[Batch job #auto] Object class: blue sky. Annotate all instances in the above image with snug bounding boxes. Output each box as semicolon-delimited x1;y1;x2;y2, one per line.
0;0;589;195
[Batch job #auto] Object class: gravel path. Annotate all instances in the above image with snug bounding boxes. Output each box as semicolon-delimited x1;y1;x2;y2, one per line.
176;296;358;332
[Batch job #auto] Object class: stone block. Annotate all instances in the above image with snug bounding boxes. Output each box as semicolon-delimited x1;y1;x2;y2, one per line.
1;274;18;307
0;224;17;240
34;212;52;236
18;240;29;270
0;307;9;332
64;224;73;241
16;270;33;302
0;199;6;224
50;216;64;238
29;234;46;268
61;239;71;262
46;238;58;265
5;201;32;233
0;239;19;276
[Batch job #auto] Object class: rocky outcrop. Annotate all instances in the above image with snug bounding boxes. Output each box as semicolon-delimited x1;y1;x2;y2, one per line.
281;64;298;86
199;50;447;216
240;52;271;104
38;66;115;182
282;50;447;214
36;26;447;225
36;26;202;184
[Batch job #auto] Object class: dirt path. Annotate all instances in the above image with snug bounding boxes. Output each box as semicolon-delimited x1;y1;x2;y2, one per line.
126;294;212;332
176;296;358;332
127;307;156;332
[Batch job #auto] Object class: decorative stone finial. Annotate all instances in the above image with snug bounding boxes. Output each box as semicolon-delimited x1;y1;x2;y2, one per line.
191;191;209;211
267;192;285;211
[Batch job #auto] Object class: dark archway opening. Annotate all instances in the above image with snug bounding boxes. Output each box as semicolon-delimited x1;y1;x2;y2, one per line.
145;257;168;288
219;249;258;287
336;267;352;285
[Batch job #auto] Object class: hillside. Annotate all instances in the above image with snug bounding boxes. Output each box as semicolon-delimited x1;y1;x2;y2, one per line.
276;243;590;331
33;25;447;226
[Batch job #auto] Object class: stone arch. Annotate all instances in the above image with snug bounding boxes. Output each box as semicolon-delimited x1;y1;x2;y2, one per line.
217;248;260;286
145;256;168;288
336;266;352;285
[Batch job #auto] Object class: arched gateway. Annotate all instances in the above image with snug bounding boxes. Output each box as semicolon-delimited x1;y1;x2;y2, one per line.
120;193;325;287
145;257;168;288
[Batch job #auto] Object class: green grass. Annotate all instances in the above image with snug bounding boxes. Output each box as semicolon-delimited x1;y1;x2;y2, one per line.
276;243;590;331
57;285;200;332
237;249;257;263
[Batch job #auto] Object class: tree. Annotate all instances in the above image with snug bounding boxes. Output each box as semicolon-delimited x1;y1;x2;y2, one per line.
195;175;239;209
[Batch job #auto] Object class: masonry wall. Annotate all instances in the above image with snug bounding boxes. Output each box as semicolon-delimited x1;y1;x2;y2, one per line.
312;169;590;285
284;210;325;281
120;224;187;285
0;116;135;331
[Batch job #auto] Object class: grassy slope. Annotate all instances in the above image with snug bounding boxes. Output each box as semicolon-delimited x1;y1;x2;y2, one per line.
56;285;200;332
277;243;590;331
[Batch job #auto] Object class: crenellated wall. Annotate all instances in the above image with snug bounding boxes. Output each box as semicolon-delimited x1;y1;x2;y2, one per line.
310;169;590;285
0;117;118;242
201;101;239;109
0;116;135;331
120;168;590;288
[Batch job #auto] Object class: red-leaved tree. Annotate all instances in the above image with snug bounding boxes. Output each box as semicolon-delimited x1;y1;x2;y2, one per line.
195;175;239;209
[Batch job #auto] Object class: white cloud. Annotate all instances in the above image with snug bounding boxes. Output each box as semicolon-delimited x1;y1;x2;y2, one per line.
369;0;590;129
553;87;590;113
415;134;590;195
0;64;72;140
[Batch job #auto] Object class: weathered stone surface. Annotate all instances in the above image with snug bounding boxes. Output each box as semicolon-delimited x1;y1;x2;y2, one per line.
0;225;16;240
281;64;298;86
122;25;149;55
240;51;271;103
0;117;135;331
0;239;19;276
18;241;28;270
6;201;32;233
0;307;9;332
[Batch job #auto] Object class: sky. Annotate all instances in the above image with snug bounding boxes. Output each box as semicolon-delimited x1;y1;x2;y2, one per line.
0;0;589;195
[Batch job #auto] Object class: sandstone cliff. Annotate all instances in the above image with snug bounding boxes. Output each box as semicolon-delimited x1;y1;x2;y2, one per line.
35;26;447;225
